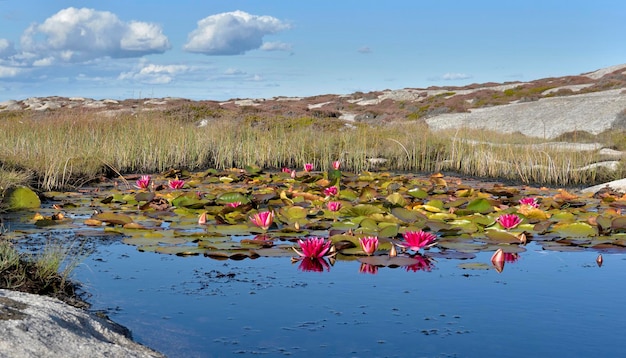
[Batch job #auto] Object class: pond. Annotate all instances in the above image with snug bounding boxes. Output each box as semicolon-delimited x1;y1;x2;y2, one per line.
4;170;626;357
69;239;625;358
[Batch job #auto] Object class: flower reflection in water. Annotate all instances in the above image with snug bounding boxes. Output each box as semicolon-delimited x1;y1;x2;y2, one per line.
359;262;378;275
405;254;434;272
491;248;520;273
298;257;330;272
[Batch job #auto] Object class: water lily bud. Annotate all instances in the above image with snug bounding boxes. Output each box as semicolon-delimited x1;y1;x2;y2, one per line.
596;254;603;267
389;244;397;257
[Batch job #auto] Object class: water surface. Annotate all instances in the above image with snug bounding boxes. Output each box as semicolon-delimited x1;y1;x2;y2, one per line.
73;240;625;357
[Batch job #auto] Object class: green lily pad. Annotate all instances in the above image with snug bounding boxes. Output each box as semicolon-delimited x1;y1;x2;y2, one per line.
93;212;134;225
485;230;523;244
378;223;399;238
611;217;626;232
216;192;250;204
358;256;427;267
348;204;385;217
391;207;425;223
552;222;597;237
458;262;492;270
386;192;407;206
408;188;428;199
205;224;253;236
466;198;494;214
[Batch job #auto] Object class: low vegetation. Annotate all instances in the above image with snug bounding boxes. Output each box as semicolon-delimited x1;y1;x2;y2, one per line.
0;235;87;307
0;106;623;192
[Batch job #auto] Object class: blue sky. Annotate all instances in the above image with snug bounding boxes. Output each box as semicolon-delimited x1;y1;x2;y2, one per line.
1;0;625;101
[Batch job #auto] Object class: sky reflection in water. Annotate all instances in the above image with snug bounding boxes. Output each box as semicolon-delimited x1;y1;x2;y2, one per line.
74;241;626;358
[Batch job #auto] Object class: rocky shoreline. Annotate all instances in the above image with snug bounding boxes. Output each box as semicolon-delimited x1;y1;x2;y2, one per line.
0;289;164;357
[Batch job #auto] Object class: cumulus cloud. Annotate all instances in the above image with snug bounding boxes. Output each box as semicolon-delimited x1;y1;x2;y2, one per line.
19;7;170;64
118;62;190;84
441;72;472;80
0;65;23;78
259;41;292;52
184;10;291;55
224;68;246;75
0;39;16;57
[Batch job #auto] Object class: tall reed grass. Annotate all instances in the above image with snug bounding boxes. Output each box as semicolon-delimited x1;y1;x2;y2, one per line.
0;109;622;190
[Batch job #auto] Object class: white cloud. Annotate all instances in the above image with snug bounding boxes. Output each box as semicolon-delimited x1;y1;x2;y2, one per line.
32;57;55;67
0;65;23;78
118;63;190;84
441;72;472;80
224;68;246;75
357;46;371;54
184;10;291;55
19;7;170;64
260;41;292;52
0;39;16;57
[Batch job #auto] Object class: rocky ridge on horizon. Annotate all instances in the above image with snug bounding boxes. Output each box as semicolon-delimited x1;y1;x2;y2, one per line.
1;63;626;139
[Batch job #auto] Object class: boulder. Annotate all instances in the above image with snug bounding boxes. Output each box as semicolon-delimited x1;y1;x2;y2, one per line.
0;289;164;358
581;178;626;195
2;186;41;211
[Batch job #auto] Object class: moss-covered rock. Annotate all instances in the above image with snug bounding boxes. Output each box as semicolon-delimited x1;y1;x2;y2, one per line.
2;186;41;210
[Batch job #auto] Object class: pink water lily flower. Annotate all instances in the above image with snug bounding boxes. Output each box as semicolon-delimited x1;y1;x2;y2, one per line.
400;230;437;252
323;186;338;197
293;237;332;258
332;161;341;170
250;211;274;230
281;167;291;173
135;175;151;189
304;163;314;172
227;201;242;208
326;201;342;212
168;179;185;189
519;197;539;208
359;236;379;256
497;214;522;230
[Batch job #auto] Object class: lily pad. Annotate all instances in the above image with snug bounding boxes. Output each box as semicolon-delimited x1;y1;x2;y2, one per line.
552;222;597;237
92;212;134;225
466;198;493;214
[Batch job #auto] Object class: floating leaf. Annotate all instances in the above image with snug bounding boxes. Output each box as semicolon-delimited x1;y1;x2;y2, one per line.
466;198;493;214
378;223;399;238
391;207;425;223
93;212;133;225
358;256;426;267
280;206;308;220
408;188;428;199
485;230;523;244
348;204;385;217
205;224;254;236
386;192;406;207
216;192;250;204
155;246;205;256
552;222;597;237
458;262;491;270
171;194;207;209
611;217;626;232
135;192;155;202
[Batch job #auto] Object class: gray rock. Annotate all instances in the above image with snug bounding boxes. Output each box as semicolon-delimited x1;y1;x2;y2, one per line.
581;178;626;195
425;89;626;139
0;289;164;358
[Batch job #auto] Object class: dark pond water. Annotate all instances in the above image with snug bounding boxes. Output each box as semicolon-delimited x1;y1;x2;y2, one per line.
63;238;625;358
